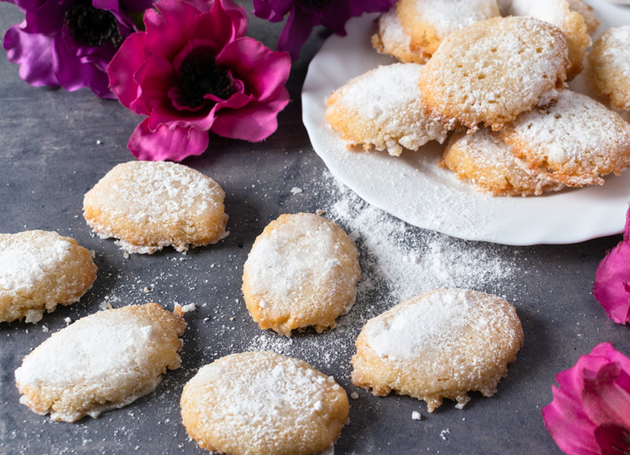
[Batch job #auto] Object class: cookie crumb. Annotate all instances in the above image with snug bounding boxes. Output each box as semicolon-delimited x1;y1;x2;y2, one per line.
411;411;422;421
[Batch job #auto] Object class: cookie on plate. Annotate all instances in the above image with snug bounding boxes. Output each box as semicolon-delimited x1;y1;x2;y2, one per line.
392;0;500;63
500;89;630;186
507;0;590;79
442;129;565;196
181;351;349;455
351;288;523;412
568;0;599;35
588;26;630;111
372;8;423;64
326;63;449;156
0;230;97;324
15;302;186;422
242;213;360;336
83;161;228;254
417;16;569;131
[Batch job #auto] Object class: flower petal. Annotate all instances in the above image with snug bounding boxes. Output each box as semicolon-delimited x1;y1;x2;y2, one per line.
144;0;201;61
3;24;59;87
130;55;176;116
211;96;288;141
108;32;147;108
582;362;630;429
217;37;291;102
190;2;243;52
252;0;293;22
276;4;316;60
52;33;114;98
128;118;209;161
593;206;630;325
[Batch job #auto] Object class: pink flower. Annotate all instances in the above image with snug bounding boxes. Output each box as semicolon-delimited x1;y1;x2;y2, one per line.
542;342;630;455
108;0;291;161
593;205;630;324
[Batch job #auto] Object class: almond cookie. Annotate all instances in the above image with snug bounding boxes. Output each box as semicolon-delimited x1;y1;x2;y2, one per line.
242;213;360;336
0;230;97;324
83;161;228;254
371;8;422;64
588;26;630;111
568;0;599;35
507;0;590;79
442;130;565;196
417;16;569;131
181;351;349;455
326;63;449;156
15;303;186;422
392;0;500;63
500;90;630;187
351;288;523;412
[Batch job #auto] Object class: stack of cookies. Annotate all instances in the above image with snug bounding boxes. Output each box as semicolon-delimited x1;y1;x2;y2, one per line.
326;0;630;196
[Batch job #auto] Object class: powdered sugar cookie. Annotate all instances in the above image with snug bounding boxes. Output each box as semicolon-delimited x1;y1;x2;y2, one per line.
417;16;569;131
372;8;423;64
0;230;97;324
181;351;349;455
506;0;590;79
83;161;228;254
242;213;360;336
351;288;523;412
326;63;449;156
15;302;186;422
442;130;565;196
568;0;599;34
588;26;630;111
393;0;500;63
500;90;630;186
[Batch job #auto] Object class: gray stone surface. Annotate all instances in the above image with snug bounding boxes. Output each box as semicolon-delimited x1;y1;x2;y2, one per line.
0;3;628;454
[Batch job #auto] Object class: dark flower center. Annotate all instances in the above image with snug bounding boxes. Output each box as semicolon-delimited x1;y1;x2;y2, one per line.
176;52;234;109
296;0;333;9
64;4;122;47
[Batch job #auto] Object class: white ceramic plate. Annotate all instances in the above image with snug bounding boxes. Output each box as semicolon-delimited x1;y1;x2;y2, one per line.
302;0;630;245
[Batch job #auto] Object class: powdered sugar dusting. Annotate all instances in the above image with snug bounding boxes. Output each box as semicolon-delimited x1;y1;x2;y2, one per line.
0;233;72;292
412;0;500;36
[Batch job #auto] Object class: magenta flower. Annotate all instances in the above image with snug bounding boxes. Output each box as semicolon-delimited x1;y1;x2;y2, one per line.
108;0;291;161
543;342;630;455
253;0;397;60
593;205;630;325
2;0;151;98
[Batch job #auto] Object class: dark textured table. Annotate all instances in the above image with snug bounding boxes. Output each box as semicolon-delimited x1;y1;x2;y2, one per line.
0;3;628;455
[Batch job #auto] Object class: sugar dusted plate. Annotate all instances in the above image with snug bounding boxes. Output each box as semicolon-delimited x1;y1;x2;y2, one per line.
302;0;630;245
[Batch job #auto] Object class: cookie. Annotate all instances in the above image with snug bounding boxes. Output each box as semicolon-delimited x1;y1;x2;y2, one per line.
394;0;500;62
500;89;630;186
242;213;360;336
372;8;424;64
568;0;599;35
588;26;630;111
417;16;569;131
326;63;449;156
0;230;97;324
507;0;590;79
351;288;523;412
15;302;186;422
83;161;228;254
181;351;349;455
441;130;565;196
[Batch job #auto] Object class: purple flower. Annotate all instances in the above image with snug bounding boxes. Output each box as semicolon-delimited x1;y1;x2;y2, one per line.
253;0;396;60
108;0;291;161
2;0;153;98
542;342;630;455
593;204;630;324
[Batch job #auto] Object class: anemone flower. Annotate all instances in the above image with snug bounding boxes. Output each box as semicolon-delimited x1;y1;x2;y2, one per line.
108;0;291;161
543;342;630;455
593;205;630;324
253;0;397;60
2;0;152;98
